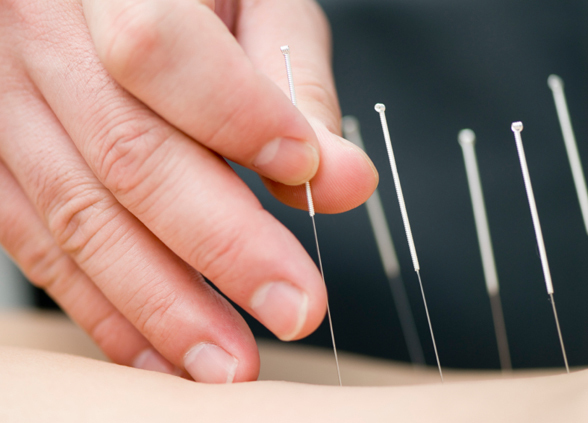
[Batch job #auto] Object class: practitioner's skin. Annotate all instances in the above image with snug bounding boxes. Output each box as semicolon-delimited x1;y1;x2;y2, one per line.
0;0;378;383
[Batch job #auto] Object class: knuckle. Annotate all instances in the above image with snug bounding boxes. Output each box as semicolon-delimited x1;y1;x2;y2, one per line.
92;114;172;207
25;241;76;293
98;2;161;81
23;242;86;309
0;172;78;296
25;243;63;289
45;182;113;259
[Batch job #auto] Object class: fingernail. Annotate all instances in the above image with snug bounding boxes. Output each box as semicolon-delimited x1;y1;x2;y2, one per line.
133;348;181;375
183;343;239;384
253;138;319;186
250;282;309;341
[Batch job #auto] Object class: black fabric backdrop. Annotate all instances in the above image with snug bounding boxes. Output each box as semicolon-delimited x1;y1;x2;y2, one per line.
236;0;588;370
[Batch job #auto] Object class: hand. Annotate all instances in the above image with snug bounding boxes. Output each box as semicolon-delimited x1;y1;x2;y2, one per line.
0;0;377;382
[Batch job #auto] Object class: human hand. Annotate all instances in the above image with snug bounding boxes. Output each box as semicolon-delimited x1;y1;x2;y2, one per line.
0;0;377;383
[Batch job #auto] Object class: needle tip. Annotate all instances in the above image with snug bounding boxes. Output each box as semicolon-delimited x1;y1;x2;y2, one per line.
458;129;476;146
547;74;563;90
511;121;524;132
375;103;386;113
280;45;290;54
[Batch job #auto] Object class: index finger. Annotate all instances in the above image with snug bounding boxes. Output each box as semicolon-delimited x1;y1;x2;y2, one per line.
236;0;379;213
83;0;320;187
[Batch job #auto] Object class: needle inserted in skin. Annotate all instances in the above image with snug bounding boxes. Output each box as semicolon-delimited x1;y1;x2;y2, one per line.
547;75;588;236
511;122;569;374
374;104;443;382
342;116;425;366
458;129;512;371
281;45;342;386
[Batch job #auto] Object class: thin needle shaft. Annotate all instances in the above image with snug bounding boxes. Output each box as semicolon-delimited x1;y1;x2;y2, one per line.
311;216;342;385
511;122;569;373
550;293;569;373
416;270;442;380
281;45;342;386
547;75;588;235
458;129;512;371
342;116;425;366
375;103;443;381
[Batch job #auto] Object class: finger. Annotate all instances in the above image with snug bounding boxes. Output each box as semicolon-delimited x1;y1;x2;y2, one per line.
20;2;328;343
0;161;180;375
238;0;339;131
0;82;260;383
236;0;379;212
262;122;380;213
83;0;319;187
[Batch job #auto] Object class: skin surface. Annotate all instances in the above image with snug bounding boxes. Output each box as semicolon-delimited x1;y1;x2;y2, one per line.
2;312;586;422
2;346;588;422
0;0;378;382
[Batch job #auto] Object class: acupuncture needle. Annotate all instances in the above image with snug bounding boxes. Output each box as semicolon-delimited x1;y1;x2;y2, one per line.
547;75;588;235
342;116;426;366
280;45;342;386
374;103;444;382
511;122;570;373
458;129;512;371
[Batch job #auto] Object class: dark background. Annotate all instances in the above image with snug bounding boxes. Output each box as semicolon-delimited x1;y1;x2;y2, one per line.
240;0;588;370
35;0;588;370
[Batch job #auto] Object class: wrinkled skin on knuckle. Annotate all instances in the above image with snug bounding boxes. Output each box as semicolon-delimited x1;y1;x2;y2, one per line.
92;112;173;202
20;241;93;318
9;229;80;303
45;181;113;259
25;243;73;291
0;190;82;301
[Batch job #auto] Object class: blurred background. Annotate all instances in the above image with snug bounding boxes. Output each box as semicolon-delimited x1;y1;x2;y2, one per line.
3;0;588;370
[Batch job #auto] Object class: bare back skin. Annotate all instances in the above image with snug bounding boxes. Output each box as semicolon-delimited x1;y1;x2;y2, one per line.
1;311;587;422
